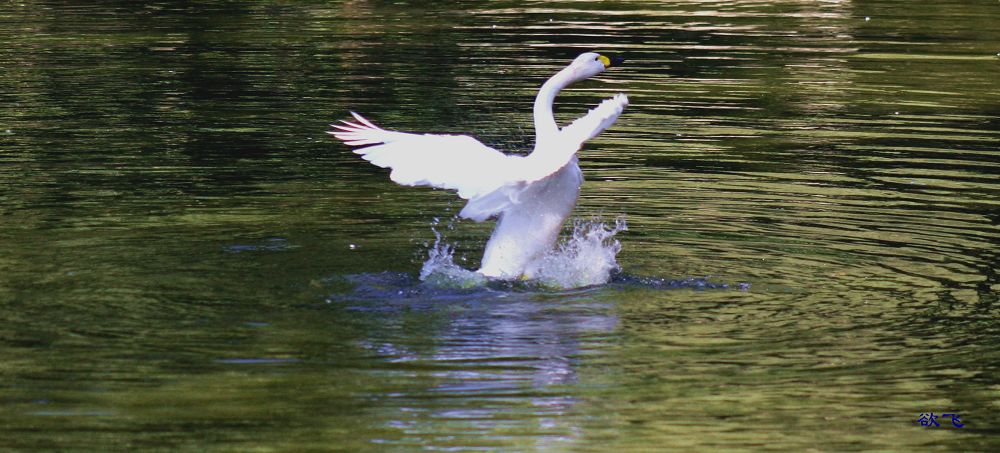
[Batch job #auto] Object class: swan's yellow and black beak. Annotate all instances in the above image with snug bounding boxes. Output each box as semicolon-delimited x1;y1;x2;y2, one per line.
598;55;625;68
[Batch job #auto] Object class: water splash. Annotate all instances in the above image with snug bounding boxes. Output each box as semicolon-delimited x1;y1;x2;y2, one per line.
419;227;487;289
419;216;627;290
529;217;628;289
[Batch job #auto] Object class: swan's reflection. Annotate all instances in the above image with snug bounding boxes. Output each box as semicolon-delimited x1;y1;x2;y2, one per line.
336;273;617;446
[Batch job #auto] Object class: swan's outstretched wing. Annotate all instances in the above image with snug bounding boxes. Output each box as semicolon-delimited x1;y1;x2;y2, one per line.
512;93;629;183
331;113;526;221
560;93;629;148
330;112;522;204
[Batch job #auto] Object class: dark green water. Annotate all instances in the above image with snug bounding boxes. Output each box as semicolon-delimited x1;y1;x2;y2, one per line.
2;0;999;451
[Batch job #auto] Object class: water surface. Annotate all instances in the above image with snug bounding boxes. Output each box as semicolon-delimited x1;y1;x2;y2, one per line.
2;0;999;451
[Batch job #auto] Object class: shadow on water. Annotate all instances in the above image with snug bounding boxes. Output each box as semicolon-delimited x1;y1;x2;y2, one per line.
326;270;748;308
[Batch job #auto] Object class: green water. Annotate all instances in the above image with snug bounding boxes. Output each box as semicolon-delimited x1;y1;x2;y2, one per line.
2;0;999;451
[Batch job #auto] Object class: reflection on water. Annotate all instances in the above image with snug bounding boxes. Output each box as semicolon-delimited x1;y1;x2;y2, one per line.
2;0;999;451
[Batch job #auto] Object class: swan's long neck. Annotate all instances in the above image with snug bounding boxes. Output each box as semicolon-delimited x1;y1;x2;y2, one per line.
533;67;577;147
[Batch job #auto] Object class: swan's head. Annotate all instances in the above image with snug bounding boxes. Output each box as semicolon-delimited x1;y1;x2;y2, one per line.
566;52;624;82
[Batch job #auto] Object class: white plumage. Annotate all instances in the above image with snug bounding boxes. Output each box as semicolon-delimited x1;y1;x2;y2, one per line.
330;52;627;279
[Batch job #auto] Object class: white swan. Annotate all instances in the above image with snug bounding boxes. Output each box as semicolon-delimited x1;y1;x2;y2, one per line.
331;52;628;279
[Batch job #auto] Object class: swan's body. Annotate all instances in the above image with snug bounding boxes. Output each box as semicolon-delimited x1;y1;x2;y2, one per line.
331;52;627;279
